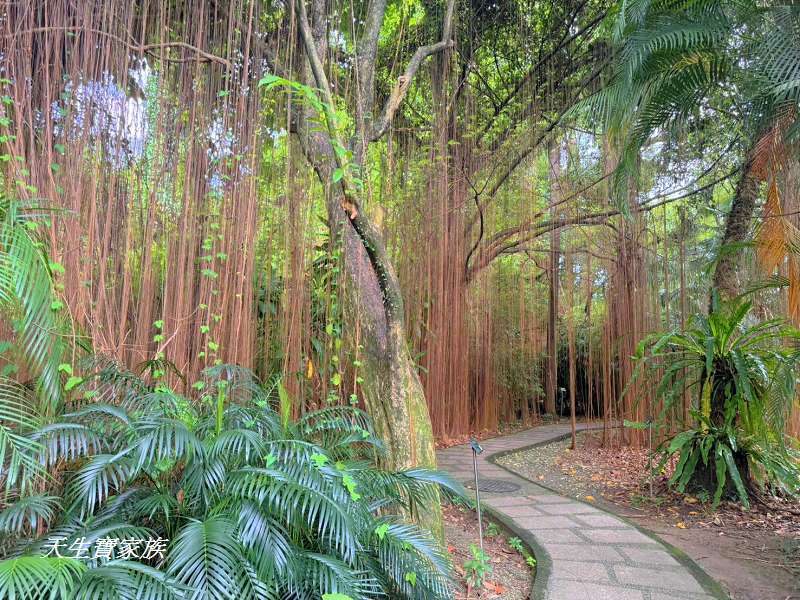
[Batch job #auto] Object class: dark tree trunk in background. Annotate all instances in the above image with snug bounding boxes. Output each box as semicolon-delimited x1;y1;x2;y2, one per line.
710;155;759;304
545;143;561;415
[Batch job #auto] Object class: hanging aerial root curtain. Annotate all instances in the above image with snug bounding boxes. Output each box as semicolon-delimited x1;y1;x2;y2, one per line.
1;0;271;391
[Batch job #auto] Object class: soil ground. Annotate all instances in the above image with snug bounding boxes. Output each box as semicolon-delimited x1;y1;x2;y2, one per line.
497;429;800;600
443;503;533;600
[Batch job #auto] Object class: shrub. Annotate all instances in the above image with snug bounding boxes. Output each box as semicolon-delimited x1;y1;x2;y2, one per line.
634;300;800;507
0;362;460;599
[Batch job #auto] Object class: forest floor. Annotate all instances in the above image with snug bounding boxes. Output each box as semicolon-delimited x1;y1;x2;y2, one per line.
497;429;800;600
443;503;532;599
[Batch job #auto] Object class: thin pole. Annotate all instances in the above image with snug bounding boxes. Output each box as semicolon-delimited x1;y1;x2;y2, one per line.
648;418;654;499
472;447;484;554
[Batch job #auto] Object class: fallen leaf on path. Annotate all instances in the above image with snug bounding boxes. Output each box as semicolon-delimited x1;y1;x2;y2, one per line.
675;521;687;529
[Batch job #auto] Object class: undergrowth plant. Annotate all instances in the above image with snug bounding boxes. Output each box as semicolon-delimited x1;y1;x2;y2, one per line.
632;300;800;508
462;543;491;590
0;361;460;599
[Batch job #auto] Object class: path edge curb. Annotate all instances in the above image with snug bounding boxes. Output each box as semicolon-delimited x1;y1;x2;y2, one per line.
478;501;549;600
484;430;731;600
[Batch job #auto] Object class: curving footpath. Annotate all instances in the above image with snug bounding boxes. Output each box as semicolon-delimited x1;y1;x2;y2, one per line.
436;424;728;600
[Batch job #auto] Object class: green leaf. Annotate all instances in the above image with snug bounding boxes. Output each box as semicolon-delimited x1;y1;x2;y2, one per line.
57;363;73;376
374;523;389;540
64;376;83;391
404;572;417;587
311;453;329;468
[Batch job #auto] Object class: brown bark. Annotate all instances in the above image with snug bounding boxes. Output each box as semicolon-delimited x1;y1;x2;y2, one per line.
710;156;759;303
293;0;449;475
545;143;561;415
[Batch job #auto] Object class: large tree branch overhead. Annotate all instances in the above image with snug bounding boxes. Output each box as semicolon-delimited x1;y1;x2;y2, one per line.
370;0;457;142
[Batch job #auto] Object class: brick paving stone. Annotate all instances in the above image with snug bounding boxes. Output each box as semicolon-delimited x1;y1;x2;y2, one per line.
501;505;546;518
550;560;612;582
514;515;577;529
528;529;587;544
573;513;627;527
581;528;658;545
536;502;603;515
613;565;707;594
546;580;645;600
651;594;716;600
618;547;681;566
545;543;626;562
483;496;535;508
526;494;571;504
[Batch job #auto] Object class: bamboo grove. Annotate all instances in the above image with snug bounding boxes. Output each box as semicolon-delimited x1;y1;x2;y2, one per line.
1;0;799;452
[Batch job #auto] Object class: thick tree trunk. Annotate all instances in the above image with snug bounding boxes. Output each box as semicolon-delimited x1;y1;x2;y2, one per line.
293;0;438;477
294;134;437;474
708;153;759;428
337;211;437;471
710;157;759;303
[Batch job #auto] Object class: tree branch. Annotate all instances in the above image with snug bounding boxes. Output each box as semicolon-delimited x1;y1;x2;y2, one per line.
369;0;456;142
465;167;741;281
5;27;232;68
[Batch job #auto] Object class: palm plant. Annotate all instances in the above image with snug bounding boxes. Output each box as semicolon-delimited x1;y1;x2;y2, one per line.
0;361;459;599
633;299;800;507
0;194;66;412
585;0;800;298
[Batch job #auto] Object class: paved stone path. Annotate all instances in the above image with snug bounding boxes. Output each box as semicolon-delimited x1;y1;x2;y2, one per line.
437;424;725;600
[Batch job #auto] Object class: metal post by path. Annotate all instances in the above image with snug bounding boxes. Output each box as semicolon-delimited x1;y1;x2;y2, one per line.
647;417;654;500
470;438;484;554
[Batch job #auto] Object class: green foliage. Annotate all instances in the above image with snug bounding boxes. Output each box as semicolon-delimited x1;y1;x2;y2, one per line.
462;544;491;589
0;364;462;599
505;536;535;570
659;419;752;509
579;0;800;204
0;196;66;412
633;300;800;506
484;522;499;538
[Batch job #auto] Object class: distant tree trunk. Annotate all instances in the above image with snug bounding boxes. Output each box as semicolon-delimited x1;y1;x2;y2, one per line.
566;250;577;448
545;143;561;415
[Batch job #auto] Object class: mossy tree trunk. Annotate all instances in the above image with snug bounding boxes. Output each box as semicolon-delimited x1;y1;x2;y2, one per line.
291;0;452;490
710;154;759;304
